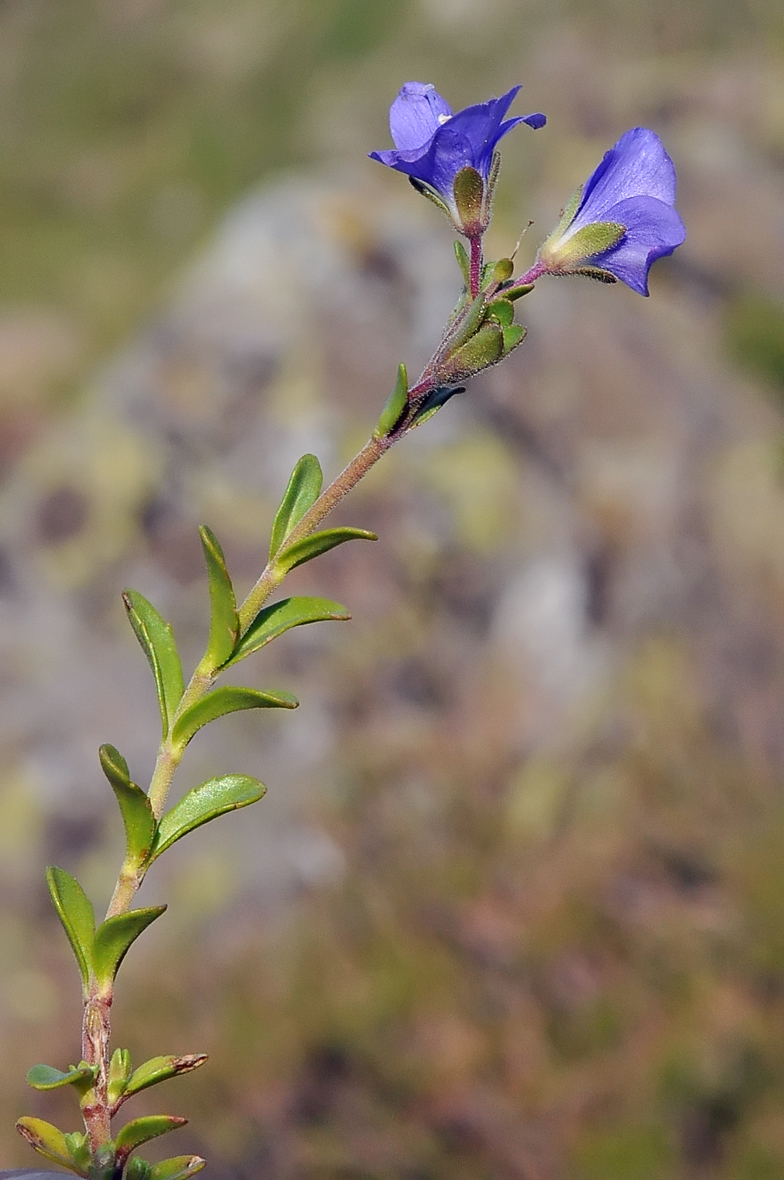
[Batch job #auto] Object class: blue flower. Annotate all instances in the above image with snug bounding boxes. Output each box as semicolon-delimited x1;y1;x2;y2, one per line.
536;127;686;295
370;82;545;236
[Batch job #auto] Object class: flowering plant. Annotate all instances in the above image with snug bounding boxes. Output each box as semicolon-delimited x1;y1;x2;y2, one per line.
15;82;684;1180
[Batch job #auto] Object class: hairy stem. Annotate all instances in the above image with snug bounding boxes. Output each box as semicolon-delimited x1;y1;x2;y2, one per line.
81;987;113;1153
469;235;483;298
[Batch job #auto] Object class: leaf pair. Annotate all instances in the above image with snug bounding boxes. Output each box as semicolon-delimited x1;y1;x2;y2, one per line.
46;865;165;995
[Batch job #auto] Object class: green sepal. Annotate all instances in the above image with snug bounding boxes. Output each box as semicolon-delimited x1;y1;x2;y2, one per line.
198;526;239;669
550;183;583;241
274;527;377;576
115;1115;187;1159
126;1159;153;1180
108;1047;133;1106
16;1117;87;1175
92;907;167;990
150;775;267;861
441;322;504;382
172;686;298;750
453;166;484;232
453;239;470;286
570;266;618;283
224;596;351;667
411;386;465;429
64;1130;92;1175
150;1157;207;1180
373;362;408;438
46;866;95;990
487;298;514;327
125;1054;208;1099
123;590;184;739
26;1063;96;1092
99;745;156;868
502;324;527;354
503;282;534;301
547;220;626;267
269;454;323;559
408;175;450;218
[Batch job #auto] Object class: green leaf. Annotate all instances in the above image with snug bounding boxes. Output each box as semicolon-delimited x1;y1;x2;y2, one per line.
274;527;377;576
99;744;156;868
443;291;486;353
502;324;527;354
64;1131;92;1175
225;596;351;666
123;590;184;739
454;239;470;286
504;282;534;301
26;1063;96;1091
172;686;298;749
92;906;167;989
199;526;239;669
373;362;408;438
126;1054;208;1099
46;866;94;989
441;322;504;383
411;385;465;430
16;1117;86;1175
115;1115;187;1157
491;258;514;284
149;1156;207;1180
150;775;267;861
126;1159;153;1180
108;1047;133;1106
487;298;514;327
269;454;323;559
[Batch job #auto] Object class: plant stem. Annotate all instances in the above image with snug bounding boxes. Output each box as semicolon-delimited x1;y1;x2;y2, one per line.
469;235;483;298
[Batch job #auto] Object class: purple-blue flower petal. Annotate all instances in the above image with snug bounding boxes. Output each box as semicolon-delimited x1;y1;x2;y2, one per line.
389;82;453;152
370;82;546;216
576;127;677;225
587;194;686;295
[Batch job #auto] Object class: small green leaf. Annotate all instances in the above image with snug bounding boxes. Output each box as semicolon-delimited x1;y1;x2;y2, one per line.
93;906;167;989
373;362;408;438
441;322;504;383
123;590;184;739
16;1117;86;1175
150;775;267;861
454;239;470;285
46;866;94;989
504;282;534;301
487;298;514;327
64;1130;91;1175
26;1063;96;1091
443;291;486;353
492;258;514;284
269;454;323;559
172;686;298;749
149;1156;207;1180
408;175;450;217
126;1159;153;1180
411;385;465;429
99;745;156;868
502;324;527;354
225;596;350;666
126;1054;208;1099
108;1047;133;1106
199;526;239;669
274;527;377;576
115;1115;187;1158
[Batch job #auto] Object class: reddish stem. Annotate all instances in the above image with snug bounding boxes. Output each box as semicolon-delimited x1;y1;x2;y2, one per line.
468;235;483;298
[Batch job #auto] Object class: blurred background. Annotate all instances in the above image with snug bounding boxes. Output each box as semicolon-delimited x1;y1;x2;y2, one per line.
1;1;784;1177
